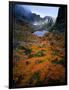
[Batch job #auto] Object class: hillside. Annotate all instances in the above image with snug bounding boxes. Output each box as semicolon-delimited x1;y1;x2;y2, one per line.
13;32;65;87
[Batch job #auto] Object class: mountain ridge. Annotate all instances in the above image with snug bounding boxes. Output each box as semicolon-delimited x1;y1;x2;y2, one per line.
13;5;55;31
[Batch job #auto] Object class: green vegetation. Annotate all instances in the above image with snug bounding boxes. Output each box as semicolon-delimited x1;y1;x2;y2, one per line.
52;58;65;66
36;60;46;64
32;51;44;57
53;50;59;55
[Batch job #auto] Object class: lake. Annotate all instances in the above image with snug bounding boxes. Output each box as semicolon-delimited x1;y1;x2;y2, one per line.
33;30;49;37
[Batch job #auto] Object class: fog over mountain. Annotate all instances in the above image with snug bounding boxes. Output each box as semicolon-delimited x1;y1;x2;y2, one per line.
13;5;55;30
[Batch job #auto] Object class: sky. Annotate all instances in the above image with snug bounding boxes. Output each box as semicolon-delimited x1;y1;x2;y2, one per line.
21;5;59;19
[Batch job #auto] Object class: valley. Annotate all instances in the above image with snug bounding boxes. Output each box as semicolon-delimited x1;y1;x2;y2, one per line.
12;5;66;88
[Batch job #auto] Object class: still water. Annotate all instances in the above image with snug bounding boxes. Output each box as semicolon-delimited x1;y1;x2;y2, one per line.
33;30;49;37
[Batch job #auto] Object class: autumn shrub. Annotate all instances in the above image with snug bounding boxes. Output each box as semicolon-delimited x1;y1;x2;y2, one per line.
18;45;26;50
13;30;65;87
18;45;32;55
52;50;59;55
24;48;32;55
36;60;46;64
52;58;65;66
13;54;20;62
34;51;44;57
29;71;44;86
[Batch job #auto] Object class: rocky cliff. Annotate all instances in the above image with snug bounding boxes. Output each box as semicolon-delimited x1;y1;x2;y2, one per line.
50;6;67;32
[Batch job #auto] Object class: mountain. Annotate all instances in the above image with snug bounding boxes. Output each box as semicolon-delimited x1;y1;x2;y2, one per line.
49;7;67;32
55;7;67;32
43;16;55;23
32;16;55;30
13;5;55;31
13;5;33;23
13;18;41;48
32;13;42;22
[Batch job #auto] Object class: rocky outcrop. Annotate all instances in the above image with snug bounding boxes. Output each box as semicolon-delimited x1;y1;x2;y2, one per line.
50;7;67;32
55;7;67;32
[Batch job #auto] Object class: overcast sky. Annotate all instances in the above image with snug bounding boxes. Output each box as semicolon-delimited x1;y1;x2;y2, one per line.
21;5;59;18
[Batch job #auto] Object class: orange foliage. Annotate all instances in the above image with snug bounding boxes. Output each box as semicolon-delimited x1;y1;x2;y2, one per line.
13;32;65;87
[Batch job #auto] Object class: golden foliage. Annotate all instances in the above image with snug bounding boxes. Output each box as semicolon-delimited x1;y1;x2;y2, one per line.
13;32;65;87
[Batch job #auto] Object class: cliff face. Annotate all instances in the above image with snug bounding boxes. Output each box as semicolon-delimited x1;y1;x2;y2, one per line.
50;6;67;32
55;7;67;32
